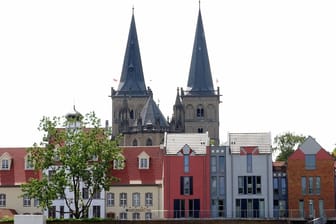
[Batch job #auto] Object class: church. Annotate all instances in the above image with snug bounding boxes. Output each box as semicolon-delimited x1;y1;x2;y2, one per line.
110;6;221;146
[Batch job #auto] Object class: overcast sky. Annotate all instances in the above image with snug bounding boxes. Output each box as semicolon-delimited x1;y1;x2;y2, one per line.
1;0;335;152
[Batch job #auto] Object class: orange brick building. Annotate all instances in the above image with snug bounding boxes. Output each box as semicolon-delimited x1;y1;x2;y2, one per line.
287;136;335;221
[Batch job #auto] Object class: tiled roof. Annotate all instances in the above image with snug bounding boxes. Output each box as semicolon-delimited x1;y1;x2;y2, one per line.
164;132;209;155
111;146;163;185
229;132;272;154
0;148;41;186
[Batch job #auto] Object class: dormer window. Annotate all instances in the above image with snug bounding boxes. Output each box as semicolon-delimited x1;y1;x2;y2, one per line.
0;152;12;170
25;153;34;170
113;156;125;170
138;151;150;169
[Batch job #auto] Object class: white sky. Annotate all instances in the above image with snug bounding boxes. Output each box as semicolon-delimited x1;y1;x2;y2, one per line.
1;0;335;152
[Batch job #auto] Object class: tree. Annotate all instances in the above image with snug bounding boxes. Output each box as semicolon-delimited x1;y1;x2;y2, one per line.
272;132;306;161
21;111;123;219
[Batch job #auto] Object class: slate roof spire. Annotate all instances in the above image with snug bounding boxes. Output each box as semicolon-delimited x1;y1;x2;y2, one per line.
186;7;214;95
116;9;148;96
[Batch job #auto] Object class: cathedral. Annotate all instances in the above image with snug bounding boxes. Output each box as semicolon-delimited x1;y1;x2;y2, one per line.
110;7;221;146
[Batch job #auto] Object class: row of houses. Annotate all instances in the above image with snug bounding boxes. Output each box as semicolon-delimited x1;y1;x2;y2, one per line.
0;132;335;222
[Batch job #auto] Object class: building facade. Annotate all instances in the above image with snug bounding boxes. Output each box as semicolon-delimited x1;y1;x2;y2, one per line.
287;136;335;221
272;161;287;218
226;133;273;218
163;132;211;218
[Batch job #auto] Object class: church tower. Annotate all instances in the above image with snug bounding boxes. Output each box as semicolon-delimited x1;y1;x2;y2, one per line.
174;8;221;145
110;10;169;146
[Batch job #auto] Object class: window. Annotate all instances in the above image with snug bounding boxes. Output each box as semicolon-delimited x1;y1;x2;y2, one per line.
184;155;189;173
120;212;127;220
145;212;152;220
309;199;314;218
120;193;127;207
132;192;140;207
319;200;324;218
48;206;56;218
93;205;101;218
82;188;89;199
236;198;265;218
139;158;148;169
132;212;140;220
60;206;64;219
173;199;185;218
180;176;193;195
219;156;225;173
197;128;203;133
299;200;304;218
273;178;279;195
238;176;262;195
219;176;225;196
145;192;153;207
196;106;204;118
256;176;261;194
316;176;321;195
301;177;306;195
211;156;217;173
113;159;125;170
93;189;100;199
246;153;252;173
23;195;31;207
34;198;39;207
107;193;114;207
189;199;200;218
132;139;138;146
238;176;244;194
211;176;217;195
146;138;152;146
1;159;9;170
0;194;6;207
308;177;314;195
305;154;316;170
48;170;56;181
281;177;286;195
25;154;34;170
247;176;253;194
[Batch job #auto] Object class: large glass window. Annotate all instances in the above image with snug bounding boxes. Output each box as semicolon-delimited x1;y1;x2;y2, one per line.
238;176;262;195
211;156;217;173
120;212;127;220
273;178;279;195
305;154;316;170
219;156;225;173
301;177;306;195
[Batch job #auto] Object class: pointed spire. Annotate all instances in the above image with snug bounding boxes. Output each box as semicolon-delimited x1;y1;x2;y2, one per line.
116;10;148;96
186;8;214;95
140;95;169;128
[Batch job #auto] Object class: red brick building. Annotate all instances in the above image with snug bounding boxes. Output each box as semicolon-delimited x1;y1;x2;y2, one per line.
163;133;210;219
287;136;335;221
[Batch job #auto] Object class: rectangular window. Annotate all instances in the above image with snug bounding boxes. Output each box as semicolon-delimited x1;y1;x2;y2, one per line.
23;195;31;207
107;192;114;207
246;153;252;173
48;170;55;181
145;212;152;220
93;205;101;218
113;159;124;170
34;198;39;207
211;176;217;195
132;212;140;220
211;156;217;173
273;178;279;195
93;189;100;199
48;206;56;218
281;177;286;195
120;192;127;207
173;199;185;218
25;155;34;170
145;192;153;207
247;176;253;194
299;200;304;218
184;155;189;173
305;154;316;170
0;194;6;207
1;159;9;169
308;177;314;195
189;199;200;218
60;206;64;219
315;176;321;195
256;176;261;194
120;212;127;220
238;176;244;194
319;199;324;218
82;188;89;199
180;176;193;195
132;192;140;207
309;199;314;218
219;176;225;195
219;156;225;173
139;158;148;169
301;177;306;195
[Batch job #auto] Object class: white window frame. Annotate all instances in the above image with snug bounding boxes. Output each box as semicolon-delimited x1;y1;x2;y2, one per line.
132;192;140;207
106;192;114;207
23;195;31;207
138;151;150;169
0;194;6;207
145;192;153;207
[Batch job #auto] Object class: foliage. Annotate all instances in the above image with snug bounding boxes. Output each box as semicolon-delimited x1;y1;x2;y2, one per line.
272;132;306;161
21;111;123;219
331;147;336;159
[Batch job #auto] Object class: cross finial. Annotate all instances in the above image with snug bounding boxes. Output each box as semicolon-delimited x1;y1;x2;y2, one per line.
199;0;201;10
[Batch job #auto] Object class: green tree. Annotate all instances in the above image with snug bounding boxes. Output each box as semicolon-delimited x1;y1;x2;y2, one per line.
272;132;306;161
21;111;122;219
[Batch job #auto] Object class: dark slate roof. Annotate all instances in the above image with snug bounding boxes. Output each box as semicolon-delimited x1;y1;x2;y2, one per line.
140;95;169;128
116;13;148;96
186;9;214;95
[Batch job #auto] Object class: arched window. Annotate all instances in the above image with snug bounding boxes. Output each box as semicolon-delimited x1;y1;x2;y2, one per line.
146;138;153;146
132;139;138;146
130;110;134;119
